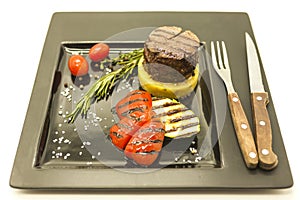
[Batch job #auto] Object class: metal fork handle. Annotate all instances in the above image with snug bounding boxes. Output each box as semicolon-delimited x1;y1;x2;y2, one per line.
228;92;258;169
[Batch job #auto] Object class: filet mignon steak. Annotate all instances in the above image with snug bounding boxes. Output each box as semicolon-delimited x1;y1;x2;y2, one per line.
144;26;200;81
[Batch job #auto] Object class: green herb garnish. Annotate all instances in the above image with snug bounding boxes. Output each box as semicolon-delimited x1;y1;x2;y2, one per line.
67;48;144;123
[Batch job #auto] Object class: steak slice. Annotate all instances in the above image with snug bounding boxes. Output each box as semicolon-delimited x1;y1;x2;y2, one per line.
144;26;200;80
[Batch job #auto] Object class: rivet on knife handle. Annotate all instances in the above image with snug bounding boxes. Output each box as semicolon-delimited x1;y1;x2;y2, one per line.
251;92;278;170
228;92;258;169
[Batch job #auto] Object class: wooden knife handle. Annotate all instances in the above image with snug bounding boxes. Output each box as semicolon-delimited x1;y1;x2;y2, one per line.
251;92;278;170
228;92;258;169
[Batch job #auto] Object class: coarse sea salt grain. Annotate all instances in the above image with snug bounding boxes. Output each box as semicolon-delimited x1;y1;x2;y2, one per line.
56;152;62;157
85;141;91;146
58;137;64;144
64;153;71;160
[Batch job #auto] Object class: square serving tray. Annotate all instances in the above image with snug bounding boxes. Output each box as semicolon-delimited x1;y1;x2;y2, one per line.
10;12;293;190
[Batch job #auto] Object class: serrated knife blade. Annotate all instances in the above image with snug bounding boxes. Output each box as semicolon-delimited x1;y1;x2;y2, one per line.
245;32;278;170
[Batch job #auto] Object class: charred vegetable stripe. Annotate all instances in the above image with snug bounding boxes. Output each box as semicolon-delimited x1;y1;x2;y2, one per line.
152;97;200;138
117;98;150;109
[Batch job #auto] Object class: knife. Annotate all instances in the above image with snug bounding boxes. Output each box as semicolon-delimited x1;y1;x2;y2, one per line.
245;32;278;170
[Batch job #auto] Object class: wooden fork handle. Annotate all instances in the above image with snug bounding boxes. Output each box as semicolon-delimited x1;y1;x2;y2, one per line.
251;92;278;170
228;92;258;169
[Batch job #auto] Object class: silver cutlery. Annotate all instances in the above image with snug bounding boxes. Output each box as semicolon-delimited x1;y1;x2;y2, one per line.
211;41;258;169
245;32;278;170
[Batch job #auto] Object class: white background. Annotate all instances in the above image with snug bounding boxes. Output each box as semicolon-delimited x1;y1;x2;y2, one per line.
0;0;299;199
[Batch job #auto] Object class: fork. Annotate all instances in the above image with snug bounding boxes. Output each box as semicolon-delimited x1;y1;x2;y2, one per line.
211;41;258;169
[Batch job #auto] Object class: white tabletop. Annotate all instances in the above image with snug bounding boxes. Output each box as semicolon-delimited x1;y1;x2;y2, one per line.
1;0;299;199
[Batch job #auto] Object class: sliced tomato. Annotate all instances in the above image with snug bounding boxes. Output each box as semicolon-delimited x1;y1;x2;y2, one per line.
109;117;139;150
115;90;152;119
124;118;165;166
109;112;152;150
110;90;165;166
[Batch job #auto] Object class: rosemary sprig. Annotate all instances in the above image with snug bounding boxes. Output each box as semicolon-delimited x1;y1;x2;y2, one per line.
67;48;144;123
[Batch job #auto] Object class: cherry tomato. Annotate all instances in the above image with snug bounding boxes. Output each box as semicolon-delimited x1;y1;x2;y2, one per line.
89;43;110;62
68;55;89;76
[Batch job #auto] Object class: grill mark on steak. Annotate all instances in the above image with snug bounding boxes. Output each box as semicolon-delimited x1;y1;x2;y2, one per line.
146;39;197;56
152;26;182;38
144;26;200;80
146;32;199;52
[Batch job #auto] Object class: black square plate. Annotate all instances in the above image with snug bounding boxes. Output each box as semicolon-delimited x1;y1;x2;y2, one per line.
10;12;293;190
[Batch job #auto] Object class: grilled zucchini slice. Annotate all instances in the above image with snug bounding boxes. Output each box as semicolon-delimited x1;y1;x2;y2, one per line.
152;97;200;138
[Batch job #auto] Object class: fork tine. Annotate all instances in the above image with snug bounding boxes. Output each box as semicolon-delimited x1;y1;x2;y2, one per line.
216;41;225;69
221;41;230;69
211;40;234;93
210;41;219;69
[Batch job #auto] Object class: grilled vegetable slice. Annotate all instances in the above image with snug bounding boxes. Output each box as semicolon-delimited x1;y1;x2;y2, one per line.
115;90;152;120
152;97;200;138
124;118;165;166
109;117;141;150
110;90;153;150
